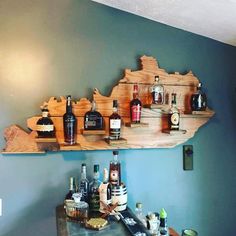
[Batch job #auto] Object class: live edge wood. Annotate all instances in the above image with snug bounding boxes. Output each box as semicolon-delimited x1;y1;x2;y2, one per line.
2;55;214;153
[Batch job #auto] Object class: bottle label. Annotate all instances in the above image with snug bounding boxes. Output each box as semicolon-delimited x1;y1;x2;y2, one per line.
131;105;141;122
110;119;121;129
36;124;54;132
171;112;179;125
110;170;119;185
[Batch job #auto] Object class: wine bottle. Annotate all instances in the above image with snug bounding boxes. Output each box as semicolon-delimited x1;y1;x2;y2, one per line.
130;84;142;123
36;105;55;138
190;82;207;111
168;93;180;130
63;95;77;145
65;177;76;200
109;150;121;186
84;100;104;130
109;100;121;140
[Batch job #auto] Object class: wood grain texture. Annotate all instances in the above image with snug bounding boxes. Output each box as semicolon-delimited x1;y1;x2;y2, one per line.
2;55;214;153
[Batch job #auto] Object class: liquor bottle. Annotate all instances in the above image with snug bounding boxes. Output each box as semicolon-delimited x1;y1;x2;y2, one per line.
89;164;101;212
150;75;164;104
159;208;168;235
84;100;104;130
99;168;112;213
135;202;147;227
63;95;77;145
130;84;142;123
109;150;121;186
109;100;121;140
65;177;76;200
168;93;180;131
79;163;89;203
190;82;207;111
36;105;55;138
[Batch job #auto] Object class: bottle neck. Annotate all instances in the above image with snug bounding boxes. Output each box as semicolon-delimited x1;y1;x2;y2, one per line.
42;111;49;118
93;171;99;181
81;166;87;180
69;177;75;191
112;106;118;113
66;98;72;113
113;154;119;163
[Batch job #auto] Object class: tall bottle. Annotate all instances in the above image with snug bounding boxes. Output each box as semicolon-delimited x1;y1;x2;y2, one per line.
190;82;207;111
65;177;76;200
109;150;121;186
84;100;104;130
168;93;180;131
99;168;112;213
130;84;142;123
109;100;121;140
36;105;55;138
150;75;164;105
63;95;77;145
79;163;89;203
159;208;168;235
89;164;101;212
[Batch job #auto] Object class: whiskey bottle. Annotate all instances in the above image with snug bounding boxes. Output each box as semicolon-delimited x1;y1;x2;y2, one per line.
168;93;180;130
150;75;164;104
36;105;55;138
79;163;89;203
130;84;142;123
109;100;121;140
84;100;104;130
190;82;207;111
63;95;77;145
65;177;76;200
89;164;101;212
99;168;112;213
109;150;121;186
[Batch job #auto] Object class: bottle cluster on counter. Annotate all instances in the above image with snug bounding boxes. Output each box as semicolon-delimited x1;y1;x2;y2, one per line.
64;150;127;222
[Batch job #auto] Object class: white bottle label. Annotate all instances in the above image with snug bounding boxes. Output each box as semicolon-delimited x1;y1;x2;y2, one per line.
110;119;121;129
171;113;179;125
36;124;54;132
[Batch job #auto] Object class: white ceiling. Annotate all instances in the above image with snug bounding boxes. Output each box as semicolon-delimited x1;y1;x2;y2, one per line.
92;0;236;46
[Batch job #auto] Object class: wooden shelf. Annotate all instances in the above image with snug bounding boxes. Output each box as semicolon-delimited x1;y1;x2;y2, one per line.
2;55;214;154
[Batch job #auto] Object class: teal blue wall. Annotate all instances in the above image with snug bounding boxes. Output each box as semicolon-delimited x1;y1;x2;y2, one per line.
0;0;236;235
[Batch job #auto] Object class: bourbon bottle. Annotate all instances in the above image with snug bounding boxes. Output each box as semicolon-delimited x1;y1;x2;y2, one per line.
109;150;121;186
130;84;142;123
109;100;121;140
190;82;207;111
168;93;180;130
63;95;77;145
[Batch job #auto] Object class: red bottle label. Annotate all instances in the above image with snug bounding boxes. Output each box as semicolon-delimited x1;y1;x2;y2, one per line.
131;105;141;122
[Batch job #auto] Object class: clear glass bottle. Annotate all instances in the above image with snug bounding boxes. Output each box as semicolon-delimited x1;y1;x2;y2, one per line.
168;93;180;130
109;100;121;140
36;105;55;138
190;82;207;111
84;100;104;130
130;84;142;123
89;164;101;212
109;150;121;186
79;163;89;203
150;75;164;105
65;177;76;200
63;95;77;144
135;202;147;227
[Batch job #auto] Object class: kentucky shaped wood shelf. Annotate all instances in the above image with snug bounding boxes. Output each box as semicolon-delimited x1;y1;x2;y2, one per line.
2;55;214;153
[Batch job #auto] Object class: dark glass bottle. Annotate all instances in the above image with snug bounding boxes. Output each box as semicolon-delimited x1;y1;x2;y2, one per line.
89;164;101;212
84;101;104;130
36;106;55;138
65;177;76;200
168;93;180;130
130;84;142;123
63;95;77;145
79;163;89;203
109;150;121;186
190;82;207;111
109;100;121;140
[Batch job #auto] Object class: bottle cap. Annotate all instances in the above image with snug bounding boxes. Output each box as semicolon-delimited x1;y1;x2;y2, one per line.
136;202;142;209
155;75;159;82
113;150;119;155
160;208;167;219
82;163;86;167
113;100;118;108
94;164;99;172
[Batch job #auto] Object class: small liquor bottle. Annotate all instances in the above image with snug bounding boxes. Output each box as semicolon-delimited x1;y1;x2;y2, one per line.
79;163;89;203
168;93;180;130
109;100;121;140
130;84;142;123
89;164;101;212
99;168;112;213
65;177;76;200
84;100;104;130
159;208;168;235
190;82;207;111
150;75;164;104
63;95;77;145
109;150;121;186
36;105;55;138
